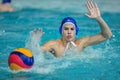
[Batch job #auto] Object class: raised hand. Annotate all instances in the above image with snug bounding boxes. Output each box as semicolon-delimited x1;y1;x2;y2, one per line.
85;0;100;19
30;28;44;42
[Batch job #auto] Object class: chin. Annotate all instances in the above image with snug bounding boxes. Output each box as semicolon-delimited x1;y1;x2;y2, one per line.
66;39;73;42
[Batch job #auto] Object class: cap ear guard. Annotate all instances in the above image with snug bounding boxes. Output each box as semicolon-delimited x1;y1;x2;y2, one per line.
59;17;79;35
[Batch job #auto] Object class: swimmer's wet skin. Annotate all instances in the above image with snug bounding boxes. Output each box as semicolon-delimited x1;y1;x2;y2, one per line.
30;0;112;57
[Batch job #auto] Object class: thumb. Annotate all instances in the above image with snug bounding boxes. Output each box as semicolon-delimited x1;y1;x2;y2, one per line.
85;13;91;18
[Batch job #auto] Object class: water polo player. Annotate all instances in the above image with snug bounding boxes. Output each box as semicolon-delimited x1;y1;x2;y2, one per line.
0;0;14;12
30;0;112;57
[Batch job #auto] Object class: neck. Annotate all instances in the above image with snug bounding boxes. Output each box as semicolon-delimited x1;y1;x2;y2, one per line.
62;38;77;55
61;38;75;47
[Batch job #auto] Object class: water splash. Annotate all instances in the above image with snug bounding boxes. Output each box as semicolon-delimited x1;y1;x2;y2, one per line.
24;31;74;74
19;30;114;74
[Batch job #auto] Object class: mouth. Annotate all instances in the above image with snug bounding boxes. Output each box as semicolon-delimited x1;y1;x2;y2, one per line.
67;35;72;39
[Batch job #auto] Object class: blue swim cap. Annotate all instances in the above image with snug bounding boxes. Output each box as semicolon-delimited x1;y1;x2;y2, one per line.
2;0;11;4
59;17;79;35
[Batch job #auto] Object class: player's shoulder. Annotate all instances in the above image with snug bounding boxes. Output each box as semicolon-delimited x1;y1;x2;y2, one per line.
46;39;61;45
76;36;90;43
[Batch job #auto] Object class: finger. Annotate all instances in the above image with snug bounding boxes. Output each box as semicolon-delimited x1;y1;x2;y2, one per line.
85;13;91;18
94;2;100;12
94;2;100;16
89;0;95;8
38;27;42;30
34;30;37;33
38;28;42;32
30;31;34;36
86;1;91;11
94;2;98;8
87;0;93;9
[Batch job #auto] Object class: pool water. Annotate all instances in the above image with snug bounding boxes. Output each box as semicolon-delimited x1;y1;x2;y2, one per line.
0;0;120;80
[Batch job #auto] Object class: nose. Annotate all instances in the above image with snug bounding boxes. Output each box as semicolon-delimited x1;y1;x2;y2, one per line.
68;29;71;34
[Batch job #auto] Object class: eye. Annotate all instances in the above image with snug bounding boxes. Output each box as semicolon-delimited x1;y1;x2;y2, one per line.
64;27;68;30
71;28;74;30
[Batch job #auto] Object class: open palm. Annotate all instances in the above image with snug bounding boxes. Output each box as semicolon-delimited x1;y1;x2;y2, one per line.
85;0;100;18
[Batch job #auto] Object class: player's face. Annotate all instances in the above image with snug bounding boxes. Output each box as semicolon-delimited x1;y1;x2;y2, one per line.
62;24;76;41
